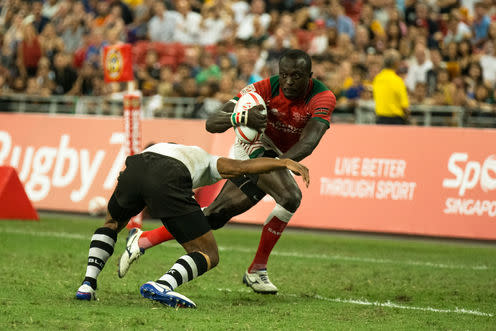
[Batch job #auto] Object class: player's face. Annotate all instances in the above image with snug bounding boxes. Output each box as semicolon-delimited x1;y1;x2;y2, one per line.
279;58;311;100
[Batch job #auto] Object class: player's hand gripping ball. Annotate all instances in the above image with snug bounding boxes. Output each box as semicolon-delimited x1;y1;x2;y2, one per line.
232;92;267;144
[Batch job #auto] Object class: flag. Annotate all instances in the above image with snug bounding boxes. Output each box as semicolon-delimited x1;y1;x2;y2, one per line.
103;44;134;83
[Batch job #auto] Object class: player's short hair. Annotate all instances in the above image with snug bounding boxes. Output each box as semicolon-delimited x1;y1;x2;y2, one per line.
383;49;401;69
280;49;312;73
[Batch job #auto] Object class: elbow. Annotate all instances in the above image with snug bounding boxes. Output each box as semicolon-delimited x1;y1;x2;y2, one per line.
205;120;214;133
205;117;218;133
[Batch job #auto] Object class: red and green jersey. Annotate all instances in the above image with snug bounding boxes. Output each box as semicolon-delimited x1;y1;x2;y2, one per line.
233;76;336;153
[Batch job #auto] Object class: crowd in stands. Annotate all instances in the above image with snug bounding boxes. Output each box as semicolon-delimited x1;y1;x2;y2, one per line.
0;0;496;122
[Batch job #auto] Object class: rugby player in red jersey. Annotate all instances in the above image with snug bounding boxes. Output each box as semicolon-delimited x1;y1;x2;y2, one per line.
118;49;336;294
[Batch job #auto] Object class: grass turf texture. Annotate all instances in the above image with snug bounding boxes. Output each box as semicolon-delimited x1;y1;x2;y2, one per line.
0;214;495;330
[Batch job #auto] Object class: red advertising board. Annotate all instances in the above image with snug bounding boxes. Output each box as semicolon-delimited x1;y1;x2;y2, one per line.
0;113;495;239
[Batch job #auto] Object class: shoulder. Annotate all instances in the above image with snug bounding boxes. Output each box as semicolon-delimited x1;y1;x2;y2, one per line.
306;79;335;103
251;76;279;98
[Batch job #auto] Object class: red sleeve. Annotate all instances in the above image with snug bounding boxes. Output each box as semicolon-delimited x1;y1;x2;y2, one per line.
309;90;336;127
233;78;272;102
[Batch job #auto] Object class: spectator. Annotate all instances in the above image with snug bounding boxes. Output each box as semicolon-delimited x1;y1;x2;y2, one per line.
443;12;472;44
479;41;496;85
198;5;227;46
406;2;440;48
42;0;61;19
39;23;64;65
93;1;111;28
148;0;177;43
173;0;202;44
326;0;356;39
431;68;457;106
472;1;492;48
426;48;446;96
443;41;461;77
458;39;473;75
52;52;77;95
385;20;403;49
195;50;222;85
236;0;271;41
157;67;174;97
61;15;85;53
68;62;97;96
410;82;432;105
109;0;134;25
17;23;42;78
467;83;495;118
372;49;410;124
405;42;433;91
193;81;222;119
308;19;329;55
136;49;161;95
34;57;54;95
26;1;50;34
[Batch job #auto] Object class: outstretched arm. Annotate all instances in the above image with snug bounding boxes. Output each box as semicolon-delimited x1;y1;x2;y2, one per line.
217;157;310;187
280;119;329;162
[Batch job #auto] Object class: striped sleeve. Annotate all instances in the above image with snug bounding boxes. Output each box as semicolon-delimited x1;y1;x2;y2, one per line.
232;78;271;102
309;90;336;127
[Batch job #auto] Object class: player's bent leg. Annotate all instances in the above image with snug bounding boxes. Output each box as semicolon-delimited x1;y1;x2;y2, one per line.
140;211;217;308
204;180;257;230
243;170;302;294
139;226;174;249
76;193;144;300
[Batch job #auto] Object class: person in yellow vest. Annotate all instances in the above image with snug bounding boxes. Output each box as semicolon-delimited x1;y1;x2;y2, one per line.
372;49;410;125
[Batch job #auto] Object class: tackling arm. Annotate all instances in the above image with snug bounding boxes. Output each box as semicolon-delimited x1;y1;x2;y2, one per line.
217;157;310;187
279;119;329;162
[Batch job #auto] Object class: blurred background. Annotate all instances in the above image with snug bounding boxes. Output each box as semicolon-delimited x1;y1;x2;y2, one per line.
0;0;495;127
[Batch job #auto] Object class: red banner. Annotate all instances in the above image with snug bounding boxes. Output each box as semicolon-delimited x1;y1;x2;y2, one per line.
103;44;134;83
1;113;495;240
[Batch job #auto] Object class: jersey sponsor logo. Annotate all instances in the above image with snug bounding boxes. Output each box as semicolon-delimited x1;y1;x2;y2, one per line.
270;121;303;135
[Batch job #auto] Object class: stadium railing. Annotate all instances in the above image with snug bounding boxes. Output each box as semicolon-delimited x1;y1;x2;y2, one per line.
0;94;197;118
0;94;495;127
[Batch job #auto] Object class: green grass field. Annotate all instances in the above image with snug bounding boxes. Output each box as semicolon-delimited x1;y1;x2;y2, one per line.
0;214;495;330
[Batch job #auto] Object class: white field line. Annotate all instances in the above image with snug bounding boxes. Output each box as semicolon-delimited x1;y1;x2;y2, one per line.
0;228;491;271
217;288;494;317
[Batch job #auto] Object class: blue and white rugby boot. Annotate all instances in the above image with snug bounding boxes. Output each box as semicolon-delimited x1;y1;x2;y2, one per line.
76;281;97;301
140;281;196;308
118;228;144;278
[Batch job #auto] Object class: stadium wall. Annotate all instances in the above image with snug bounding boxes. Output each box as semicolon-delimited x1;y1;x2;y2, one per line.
1;113;495;240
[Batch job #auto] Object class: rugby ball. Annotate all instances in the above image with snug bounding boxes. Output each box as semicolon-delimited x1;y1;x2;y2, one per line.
233;92;267;144
88;196;107;216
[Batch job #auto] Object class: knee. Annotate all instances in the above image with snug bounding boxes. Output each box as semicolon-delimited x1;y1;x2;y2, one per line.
275;187;302;212
204;207;231;230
